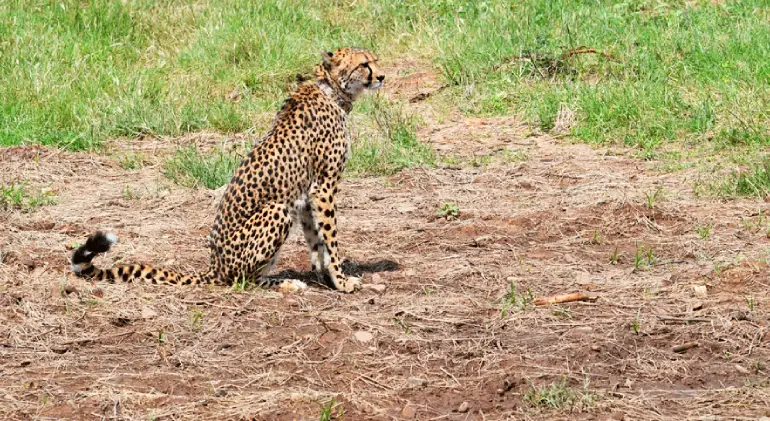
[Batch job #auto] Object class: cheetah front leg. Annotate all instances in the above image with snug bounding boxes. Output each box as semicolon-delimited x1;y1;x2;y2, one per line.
298;201;324;273
309;185;360;293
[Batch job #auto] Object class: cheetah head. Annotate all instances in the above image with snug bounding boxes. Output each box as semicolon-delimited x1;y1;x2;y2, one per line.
318;48;385;99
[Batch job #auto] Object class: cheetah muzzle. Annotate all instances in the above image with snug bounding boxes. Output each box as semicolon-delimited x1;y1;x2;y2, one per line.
70;47;386;293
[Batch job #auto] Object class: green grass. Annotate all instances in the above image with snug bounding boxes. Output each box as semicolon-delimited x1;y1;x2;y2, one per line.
524;378;596;410
347;96;435;176
436;202;459;219
1;0;767;174
716;158;770;199
0;182;57;211
438;1;770;154
117;152;148;170
500;279;534;317
164;145;244;189
318;398;344;421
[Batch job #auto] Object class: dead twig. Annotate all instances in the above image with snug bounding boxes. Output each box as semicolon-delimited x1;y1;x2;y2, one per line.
561;47;615;62
409;85;448;103
656;315;711;324
491;53;536;71
492;46;616;72
534;292;599;306
672;342;699;353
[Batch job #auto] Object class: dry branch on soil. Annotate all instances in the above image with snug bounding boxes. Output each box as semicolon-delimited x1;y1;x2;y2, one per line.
534;292;599;306
491;46;616;72
672;342;699;353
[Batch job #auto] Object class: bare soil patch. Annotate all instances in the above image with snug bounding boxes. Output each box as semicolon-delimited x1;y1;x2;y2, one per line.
2;119;769;420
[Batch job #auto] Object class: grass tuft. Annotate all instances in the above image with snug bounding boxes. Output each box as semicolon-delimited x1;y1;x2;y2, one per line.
524;378;596;410
164;146;243;190
718;159;770;199
348;97;435;176
1;182;57;212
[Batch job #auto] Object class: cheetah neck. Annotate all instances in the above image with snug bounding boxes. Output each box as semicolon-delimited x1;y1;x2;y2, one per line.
314;65;353;113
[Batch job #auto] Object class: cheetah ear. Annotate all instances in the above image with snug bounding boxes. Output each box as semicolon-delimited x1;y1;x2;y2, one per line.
322;51;333;69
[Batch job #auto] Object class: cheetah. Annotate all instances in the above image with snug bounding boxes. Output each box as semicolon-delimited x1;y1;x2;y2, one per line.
70;47;385;293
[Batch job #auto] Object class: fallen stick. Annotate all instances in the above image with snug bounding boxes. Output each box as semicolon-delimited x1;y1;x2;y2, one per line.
534;293;599;306
656;315;711;324
672;342;699;353
561;47;616;61
409;85;448;103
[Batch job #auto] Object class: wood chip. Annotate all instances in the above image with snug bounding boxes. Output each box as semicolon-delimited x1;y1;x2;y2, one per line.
672;342;698;353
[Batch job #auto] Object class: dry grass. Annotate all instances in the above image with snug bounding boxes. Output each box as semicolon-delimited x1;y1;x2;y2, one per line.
2;81;770;421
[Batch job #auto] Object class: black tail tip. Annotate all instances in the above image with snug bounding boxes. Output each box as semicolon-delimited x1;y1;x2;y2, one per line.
72;232;117;265
85;232;117;253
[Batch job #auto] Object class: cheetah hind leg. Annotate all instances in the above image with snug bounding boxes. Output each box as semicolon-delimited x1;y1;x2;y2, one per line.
258;249;308;293
242;203;307;294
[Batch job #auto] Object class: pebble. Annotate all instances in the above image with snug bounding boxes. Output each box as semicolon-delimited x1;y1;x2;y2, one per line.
401;406;416;418
141;307;158;319
353;331;374;343
457;401;469;413
692;284;708;298
407;377;426;388
572;326;593;335
395;203;418;213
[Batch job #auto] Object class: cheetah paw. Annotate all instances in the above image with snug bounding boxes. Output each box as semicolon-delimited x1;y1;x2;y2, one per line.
340;276;362;293
277;279;309;294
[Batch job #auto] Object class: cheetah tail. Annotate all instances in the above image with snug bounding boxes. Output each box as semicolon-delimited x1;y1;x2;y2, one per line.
70;232;214;285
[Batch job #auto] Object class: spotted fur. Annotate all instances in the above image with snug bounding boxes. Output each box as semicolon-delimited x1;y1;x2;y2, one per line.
71;48;385;293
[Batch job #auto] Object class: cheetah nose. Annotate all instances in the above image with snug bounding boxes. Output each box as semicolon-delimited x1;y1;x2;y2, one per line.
376;75;385;82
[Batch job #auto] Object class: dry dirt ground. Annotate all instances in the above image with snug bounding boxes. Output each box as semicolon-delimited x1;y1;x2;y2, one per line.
2;82;770;420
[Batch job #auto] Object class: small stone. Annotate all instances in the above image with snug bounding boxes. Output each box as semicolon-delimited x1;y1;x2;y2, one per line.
572;326;593;336
456;401;469;413
213;388;228;397
591;345;601;352
692;285;708;298
141;307;158;319
395;203;418;213
353;331;374;343
401;406;416;418
735;364;750;375
364;283;386;293
407;377;426;388
371;273;382;283
90;288;104;298
472;235;492;247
